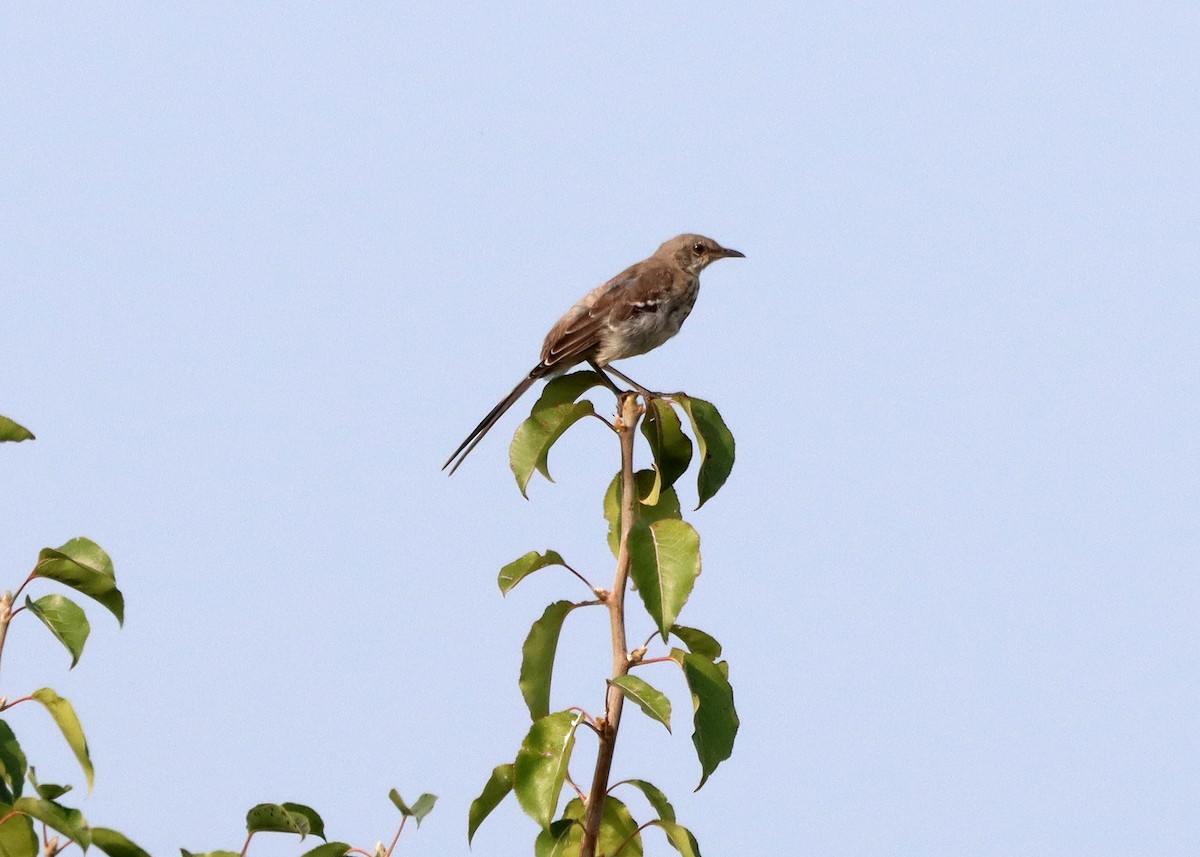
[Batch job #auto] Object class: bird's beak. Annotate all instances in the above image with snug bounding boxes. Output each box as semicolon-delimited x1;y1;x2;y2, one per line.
719;246;745;259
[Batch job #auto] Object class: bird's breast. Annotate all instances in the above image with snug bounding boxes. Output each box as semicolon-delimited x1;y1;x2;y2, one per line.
596;281;699;363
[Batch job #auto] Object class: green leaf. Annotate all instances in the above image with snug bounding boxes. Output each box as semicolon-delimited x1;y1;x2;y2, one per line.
514;711;581;829
533;797;641;857
284;803;325;839
31;782;70;801
245;803;323;839
410;794;436;826
600;796;643;857
676;396;735;509
532;817;578;857
31;539;124;625
609;675;671;732
28;768;70;801
670;625;722;660
617;779;675;824
649;820;703;857
29;690;92;792
677;654;739;789
468;763;514;844
13;797;90;849
25;595;90;668
297;843;352;857
498;550;568;595
388;789;434;825
629;519;701;639
0;722;27;803
0;417;34;444
640;399;693;505
510;401;596;496
520;601;576;721
91;828;154;857
531;371;607;411
389;789;435;826
387;788;411;814
604;471;682;557
0;803;37;857
246;802;308;836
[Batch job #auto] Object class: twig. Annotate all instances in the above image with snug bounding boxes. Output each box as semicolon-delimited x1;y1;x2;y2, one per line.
384;815;408;857
0;696;33;713
579;393;641;857
611;820;656;857
566;706;602;733
566;772;587;802
587;412;618;432
560;561;600;594
0;591;14;681
629;656;676;668
12;572;36;603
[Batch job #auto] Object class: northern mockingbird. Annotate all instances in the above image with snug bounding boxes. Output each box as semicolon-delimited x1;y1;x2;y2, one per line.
443;233;744;474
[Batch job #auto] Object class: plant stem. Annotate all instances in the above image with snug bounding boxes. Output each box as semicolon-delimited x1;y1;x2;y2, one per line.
629;656;676;667
384;815;407;857
611;820;657;857
560;561;599;594
0;590;14;683
580;393;641;857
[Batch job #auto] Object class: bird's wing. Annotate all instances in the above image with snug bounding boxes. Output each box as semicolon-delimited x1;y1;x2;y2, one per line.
539;261;671;368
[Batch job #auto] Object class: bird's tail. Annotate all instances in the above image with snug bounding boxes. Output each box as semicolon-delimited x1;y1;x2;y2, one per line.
443;369;542;475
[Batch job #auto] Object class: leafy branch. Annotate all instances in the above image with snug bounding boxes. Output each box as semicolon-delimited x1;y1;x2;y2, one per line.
182;791;435;857
1;415;436;857
464;372;740;855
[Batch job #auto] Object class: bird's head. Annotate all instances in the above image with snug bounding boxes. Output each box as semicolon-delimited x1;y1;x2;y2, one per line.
661;234;745;275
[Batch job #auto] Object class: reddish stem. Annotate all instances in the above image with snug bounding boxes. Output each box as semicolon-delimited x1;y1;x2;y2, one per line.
11;573;36;603
561;562;599;594
566;774;587;802
606;778;632;795
629;656;676;667
586;412;618;432
0;696;33;712
611;821;656;857
385;815;408;857
566;706;601;733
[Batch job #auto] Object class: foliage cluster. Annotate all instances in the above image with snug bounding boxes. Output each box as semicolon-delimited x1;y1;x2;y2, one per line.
0;416;434;857
467;372;740;856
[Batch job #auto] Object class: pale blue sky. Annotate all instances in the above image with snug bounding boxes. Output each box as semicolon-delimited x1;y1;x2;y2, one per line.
4;3;1199;855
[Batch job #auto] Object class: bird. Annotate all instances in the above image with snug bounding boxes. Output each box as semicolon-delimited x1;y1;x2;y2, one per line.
443;233;744;474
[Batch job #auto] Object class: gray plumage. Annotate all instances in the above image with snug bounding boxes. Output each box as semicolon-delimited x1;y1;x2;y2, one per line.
444;234;743;474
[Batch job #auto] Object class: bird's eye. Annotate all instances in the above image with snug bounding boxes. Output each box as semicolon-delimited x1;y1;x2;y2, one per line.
692;242;706;254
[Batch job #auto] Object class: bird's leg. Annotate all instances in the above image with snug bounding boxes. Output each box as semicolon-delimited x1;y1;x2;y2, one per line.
587;360;631;396
589;361;646;431
601;364;668;399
